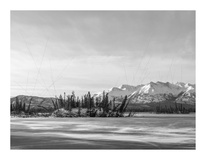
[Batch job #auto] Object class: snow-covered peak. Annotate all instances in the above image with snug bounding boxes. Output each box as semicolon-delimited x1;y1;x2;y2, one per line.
176;82;195;88
137;81;185;95
108;87;123;92
94;81;195;104
176;82;186;87
118;84;137;91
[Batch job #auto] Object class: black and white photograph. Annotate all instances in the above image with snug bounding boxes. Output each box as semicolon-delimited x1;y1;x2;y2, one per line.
10;10;196;150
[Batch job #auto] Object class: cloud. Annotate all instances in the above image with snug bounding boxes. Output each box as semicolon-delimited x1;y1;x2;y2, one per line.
10;11;195;97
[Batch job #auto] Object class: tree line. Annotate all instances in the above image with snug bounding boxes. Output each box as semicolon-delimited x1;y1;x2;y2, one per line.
10;91;195;117
10;91;133;117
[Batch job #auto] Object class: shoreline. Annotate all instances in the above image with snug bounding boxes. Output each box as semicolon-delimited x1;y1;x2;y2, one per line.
10;112;195;119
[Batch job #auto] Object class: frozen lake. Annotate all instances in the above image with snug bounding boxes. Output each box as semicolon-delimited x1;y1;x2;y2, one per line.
11;114;195;149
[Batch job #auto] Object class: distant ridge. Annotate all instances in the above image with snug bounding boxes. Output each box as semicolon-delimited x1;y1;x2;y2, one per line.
94;81;195;105
11;81;195;110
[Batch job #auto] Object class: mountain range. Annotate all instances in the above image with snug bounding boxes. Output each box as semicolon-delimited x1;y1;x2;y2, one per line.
94;81;195;105
11;81;195;111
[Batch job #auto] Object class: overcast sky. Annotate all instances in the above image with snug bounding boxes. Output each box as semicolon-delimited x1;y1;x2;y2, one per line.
11;11;195;97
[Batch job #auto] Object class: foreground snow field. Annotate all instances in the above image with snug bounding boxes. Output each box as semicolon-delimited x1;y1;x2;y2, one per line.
11;114;195;149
